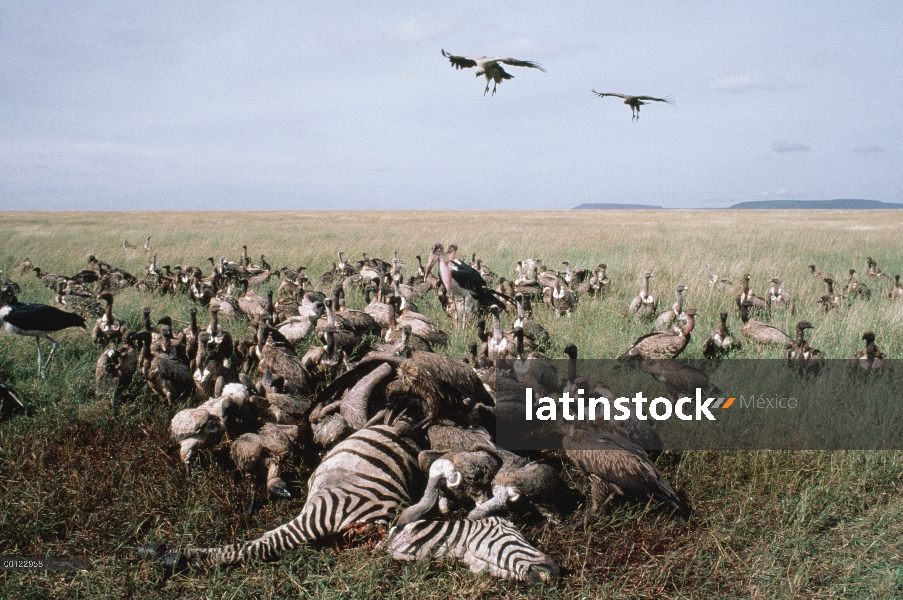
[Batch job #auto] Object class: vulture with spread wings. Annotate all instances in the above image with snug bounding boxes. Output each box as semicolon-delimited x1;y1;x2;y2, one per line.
591;90;673;120
442;49;546;96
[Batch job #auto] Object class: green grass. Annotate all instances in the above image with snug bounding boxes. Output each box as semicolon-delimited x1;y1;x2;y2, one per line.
1;210;902;599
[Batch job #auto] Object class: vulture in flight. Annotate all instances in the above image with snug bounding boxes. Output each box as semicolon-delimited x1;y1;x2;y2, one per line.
442;49;546;96
591;90;673;120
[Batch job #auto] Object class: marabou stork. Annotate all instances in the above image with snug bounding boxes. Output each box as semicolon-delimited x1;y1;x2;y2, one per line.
426;243;508;329
0;299;86;377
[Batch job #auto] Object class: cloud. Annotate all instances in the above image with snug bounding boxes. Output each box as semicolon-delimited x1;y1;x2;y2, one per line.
772;141;811;153
848;145;885;153
709;71;783;93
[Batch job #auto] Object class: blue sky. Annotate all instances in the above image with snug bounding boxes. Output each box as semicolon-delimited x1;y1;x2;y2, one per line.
1;1;900;209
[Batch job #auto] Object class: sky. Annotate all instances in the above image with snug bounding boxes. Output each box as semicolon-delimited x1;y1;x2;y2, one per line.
1;1;901;210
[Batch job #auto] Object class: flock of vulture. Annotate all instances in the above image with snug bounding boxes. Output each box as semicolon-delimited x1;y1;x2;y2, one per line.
0;243;899;582
440;48;673;118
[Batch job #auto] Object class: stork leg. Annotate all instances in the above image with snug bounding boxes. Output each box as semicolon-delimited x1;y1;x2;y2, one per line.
35;336;44;378
43;335;60;377
461;296;468;330
450;291;460;328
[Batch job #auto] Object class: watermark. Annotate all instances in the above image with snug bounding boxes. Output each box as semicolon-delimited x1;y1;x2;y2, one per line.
495;359;902;451
525;388;737;422
1;556;91;571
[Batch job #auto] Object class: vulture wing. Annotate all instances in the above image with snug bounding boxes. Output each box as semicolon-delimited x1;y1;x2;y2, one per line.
441;49;478;70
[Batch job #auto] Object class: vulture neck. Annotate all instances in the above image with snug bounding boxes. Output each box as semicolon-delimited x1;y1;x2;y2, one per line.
325;303;336;326
208;311;219;336
387;301;397;329
324;331;335;355
492;312;503;341
674;289;684;313
680;314;696;336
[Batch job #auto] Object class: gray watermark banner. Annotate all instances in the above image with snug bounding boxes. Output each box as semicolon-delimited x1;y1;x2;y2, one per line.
493;359;902;451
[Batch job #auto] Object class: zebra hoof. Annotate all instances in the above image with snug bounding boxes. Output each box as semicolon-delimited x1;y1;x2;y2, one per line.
526;560;560;585
137;542;167;559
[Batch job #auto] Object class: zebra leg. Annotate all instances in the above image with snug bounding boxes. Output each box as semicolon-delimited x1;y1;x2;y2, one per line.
165;510;313;569
154;488;369;569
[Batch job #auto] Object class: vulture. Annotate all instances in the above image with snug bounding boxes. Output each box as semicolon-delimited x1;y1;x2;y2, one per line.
655;284;687;330
639;358;714;401
592;90;673;120
705;264;733;290
702;312;742;359
736;274;769;315
850;331;886;375
739;301;791;346
818;277;843;311
627;272;657;321
767;278;793;312
618;308;698;363
95;342;138;406
786;321;824;377
318;352;494;427
845;269;871;299
888;275;903;299
442;49;546;96
562;426;687;520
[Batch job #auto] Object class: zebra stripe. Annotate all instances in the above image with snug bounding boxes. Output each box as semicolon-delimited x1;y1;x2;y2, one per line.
382;516;559;583
178;423;421;567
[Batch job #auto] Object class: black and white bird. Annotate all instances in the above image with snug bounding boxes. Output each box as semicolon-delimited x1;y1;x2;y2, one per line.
426;243;509;329
0;299;86;377
441;49;546;96
591;90;673;120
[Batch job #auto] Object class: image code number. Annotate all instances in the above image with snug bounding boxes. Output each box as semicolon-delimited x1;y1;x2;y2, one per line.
1;557;91;571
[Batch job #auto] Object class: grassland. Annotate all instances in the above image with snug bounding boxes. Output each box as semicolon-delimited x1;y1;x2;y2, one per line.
1;210;902;599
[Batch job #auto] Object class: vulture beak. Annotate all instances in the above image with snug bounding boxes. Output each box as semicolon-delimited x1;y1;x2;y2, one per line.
267;477;292;499
467;485;515;520
398;458;456;525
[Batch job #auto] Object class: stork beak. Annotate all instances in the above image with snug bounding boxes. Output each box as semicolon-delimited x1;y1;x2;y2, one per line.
424;252;437;276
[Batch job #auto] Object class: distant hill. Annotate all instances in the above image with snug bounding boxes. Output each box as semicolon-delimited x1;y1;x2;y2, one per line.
573;203;664;209
729;199;903;209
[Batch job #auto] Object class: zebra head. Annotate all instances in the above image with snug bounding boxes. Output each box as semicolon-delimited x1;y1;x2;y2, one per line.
382;516;559;584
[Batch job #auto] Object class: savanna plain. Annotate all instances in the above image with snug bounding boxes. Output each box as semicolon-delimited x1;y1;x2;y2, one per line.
1;210;902;599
